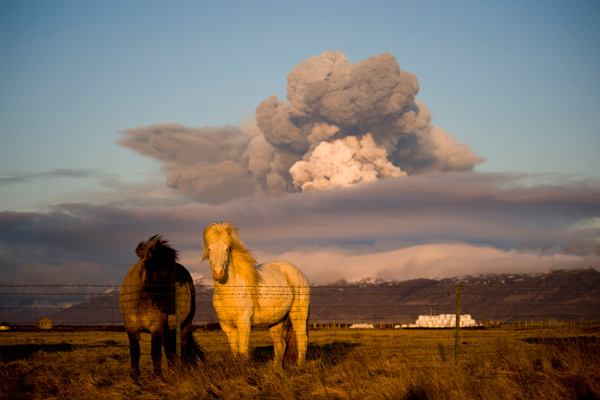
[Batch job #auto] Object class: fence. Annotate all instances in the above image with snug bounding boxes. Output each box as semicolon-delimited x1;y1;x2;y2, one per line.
1;282;599;364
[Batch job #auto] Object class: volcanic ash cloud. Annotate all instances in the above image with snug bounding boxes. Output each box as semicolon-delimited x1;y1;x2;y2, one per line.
119;51;483;202
289;133;406;192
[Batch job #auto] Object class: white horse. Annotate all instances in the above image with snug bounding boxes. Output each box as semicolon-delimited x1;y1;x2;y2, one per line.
202;222;310;370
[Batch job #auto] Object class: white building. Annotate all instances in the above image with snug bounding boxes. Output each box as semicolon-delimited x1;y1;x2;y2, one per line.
406;314;476;328
349;323;375;329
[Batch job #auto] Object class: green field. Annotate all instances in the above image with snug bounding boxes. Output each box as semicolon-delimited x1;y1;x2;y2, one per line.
1;324;599;399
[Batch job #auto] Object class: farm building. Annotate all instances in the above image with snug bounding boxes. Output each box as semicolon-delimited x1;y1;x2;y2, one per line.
404;314;477;328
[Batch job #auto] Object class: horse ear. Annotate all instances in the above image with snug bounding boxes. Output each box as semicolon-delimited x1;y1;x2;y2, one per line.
201;241;209;261
135;241;147;258
225;224;233;235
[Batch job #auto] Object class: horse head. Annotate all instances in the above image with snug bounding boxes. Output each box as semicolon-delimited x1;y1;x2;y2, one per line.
202;223;233;282
136;235;179;303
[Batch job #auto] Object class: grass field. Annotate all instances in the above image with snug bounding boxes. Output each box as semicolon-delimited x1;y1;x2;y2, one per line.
1;324;599;399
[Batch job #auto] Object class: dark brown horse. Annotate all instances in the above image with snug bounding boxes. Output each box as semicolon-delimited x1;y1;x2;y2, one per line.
119;235;204;378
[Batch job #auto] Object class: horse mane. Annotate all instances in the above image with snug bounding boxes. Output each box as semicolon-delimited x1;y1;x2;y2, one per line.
136;234;179;265
203;223;260;303
135;235;180;311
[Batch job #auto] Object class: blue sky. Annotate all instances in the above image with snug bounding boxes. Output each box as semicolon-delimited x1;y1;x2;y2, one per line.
0;0;599;289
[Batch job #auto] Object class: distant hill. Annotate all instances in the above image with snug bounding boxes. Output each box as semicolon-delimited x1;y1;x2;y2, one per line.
309;268;600;325
6;268;599;327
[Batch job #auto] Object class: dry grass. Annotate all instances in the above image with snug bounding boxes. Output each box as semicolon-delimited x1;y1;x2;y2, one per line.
1;325;599;399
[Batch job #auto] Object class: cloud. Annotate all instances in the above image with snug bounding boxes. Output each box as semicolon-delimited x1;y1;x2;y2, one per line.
118;51;483;202
0;172;598;289
117;123;256;203
0;168;103;186
255;243;596;283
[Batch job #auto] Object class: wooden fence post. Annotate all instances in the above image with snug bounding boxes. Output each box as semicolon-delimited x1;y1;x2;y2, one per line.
455;284;462;361
175;282;181;359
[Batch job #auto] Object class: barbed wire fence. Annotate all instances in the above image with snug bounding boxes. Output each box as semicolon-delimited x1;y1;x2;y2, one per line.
1;283;599;364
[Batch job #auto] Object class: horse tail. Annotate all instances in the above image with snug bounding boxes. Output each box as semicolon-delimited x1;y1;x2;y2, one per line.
182;329;206;366
283;316;299;367
180;283;206;366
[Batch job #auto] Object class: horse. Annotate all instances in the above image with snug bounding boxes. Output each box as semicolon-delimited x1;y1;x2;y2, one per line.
119;235;205;378
202;222;310;370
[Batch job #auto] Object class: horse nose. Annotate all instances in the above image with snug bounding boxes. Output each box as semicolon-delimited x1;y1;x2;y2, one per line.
213;269;224;280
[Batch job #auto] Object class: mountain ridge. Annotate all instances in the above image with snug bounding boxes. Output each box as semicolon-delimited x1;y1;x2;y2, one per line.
5;268;599;326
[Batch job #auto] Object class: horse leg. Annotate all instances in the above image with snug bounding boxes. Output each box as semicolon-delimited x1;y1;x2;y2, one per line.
150;330;164;377
127;331;141;379
289;307;309;365
269;321;287;372
220;323;240;357
237;320;251;362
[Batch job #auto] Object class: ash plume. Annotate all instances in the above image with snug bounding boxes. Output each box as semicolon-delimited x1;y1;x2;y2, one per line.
119;51;483;202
